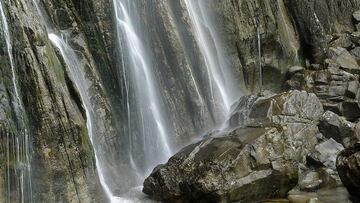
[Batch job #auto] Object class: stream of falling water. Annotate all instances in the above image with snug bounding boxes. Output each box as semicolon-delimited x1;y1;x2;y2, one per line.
0;1;32;202
48;33;118;203
114;0;172;183
183;0;240;118
49;34;156;202
34;0;240;202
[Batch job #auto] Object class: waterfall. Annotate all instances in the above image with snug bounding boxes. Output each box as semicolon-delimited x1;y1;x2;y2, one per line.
114;0;172;183
29;0;240;202
47;33;117;203
183;0;240;118
0;1;32;202
30;0;116;201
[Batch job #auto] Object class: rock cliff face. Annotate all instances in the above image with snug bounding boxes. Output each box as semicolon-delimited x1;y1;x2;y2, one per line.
1;0;360;202
0;0;113;202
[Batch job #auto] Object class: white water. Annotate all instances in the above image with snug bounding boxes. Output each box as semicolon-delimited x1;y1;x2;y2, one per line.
33;1;241;202
48;33;119;203
114;0;172;184
31;0;152;201
0;1;32;202
184;0;240;117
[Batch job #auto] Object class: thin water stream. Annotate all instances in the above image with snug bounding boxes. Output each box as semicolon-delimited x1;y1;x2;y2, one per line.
0;1;32;202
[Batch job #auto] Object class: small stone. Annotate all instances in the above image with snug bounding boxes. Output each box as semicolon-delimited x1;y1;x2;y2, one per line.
314;70;328;85
353;10;360;22
351;32;360;45
324;58;340;70
288;193;318;203
310;64;320;70
299;171;323;191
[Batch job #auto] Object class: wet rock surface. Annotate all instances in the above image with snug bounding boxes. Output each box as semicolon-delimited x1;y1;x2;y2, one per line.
143;91;323;202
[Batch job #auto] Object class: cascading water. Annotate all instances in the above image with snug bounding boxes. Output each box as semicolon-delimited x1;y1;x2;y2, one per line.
183;0;240;119
31;0;240;202
31;0;115;202
114;0;172;183
47;33;117;203
0;1;32;202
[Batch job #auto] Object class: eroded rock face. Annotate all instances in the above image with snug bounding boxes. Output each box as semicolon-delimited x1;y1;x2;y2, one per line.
285;0;360;62
143;91;322;202
0;0;112;202
337;143;360;198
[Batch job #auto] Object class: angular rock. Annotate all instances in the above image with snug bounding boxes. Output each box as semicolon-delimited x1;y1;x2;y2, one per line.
336;143;360;198
342;101;360;121
143;124;319;203
143;91;322;202
319;111;355;147
350;46;360;61
314;70;328;85
346;80;359;99
330;34;353;49
311;138;345;170
249;90;324;125
227;95;259;129
328;47;360;74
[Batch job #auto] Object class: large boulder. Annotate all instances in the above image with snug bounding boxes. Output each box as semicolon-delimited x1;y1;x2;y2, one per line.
310;138;345;170
318;111;356;147
143;125;319;203
143;91;323;202
336;143;360;198
328;47;360;74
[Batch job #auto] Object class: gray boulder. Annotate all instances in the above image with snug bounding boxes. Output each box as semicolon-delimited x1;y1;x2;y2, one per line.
318;111;356;147
311;138;345;170
143;124;319;203
143;91;322;202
